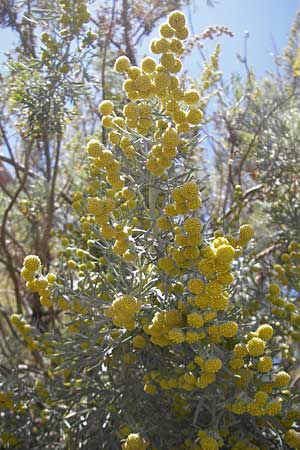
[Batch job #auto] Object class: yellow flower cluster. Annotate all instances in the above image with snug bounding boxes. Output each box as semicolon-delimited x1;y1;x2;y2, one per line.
274;240;300;287
87;140;125;190
227;395;283;417
105;295;140;330
10;314;39;351
87;196;116;225
20;255;41;281
156;185;204;278
165;182;202;217
21;255;56;308
144;309;184;346
97;10;205;178
112;226;133;260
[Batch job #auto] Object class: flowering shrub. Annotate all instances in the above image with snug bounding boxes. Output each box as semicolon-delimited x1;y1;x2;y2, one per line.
1;9;300;450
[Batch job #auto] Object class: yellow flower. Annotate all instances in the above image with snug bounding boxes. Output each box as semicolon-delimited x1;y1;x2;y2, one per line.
187;278;204;294
144;383;157;395
183;217;202;234
186;108;203;125
196;372;216;389
180;181;199;199
159;23;175;38
153;37;170;53
168;328;185;344
175;27;189;40
254;391;268;404
215;244;235;264
108;131;120;145
160;52;176;71
168;10;186;30
257;324;273;340
220;321;238;337
229;358;244;370
199;434;220;450
162;127;180;148
204;358;222;373
47;273;56;283
246;337;265;356
86;139;104;157
268;283;281;297
265;399;282;416
102;115;113;128
234;343;248;357
274;371;291;388
257;356;273;373
23;255;41;272
141;56;156;73
156;216;172;231
21;267;35;281
114;55;131;73
187;312;204;328
239;224;254;245
123;103;139;120
184;89;200;105
154;71;172;90
170;38;184;54
98;100;114;115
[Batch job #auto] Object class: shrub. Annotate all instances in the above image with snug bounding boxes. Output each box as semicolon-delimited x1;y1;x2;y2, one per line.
1;9;300;450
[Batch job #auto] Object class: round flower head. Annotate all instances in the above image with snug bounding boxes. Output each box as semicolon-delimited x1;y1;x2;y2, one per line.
99;100;114;116
23;255;41;272
175;27;189;40
215;244;235;264
114;55;131;73
186;108;203;125
86;139;104;157
204;358;222;373
170;38;184;54
184;89;200;105
198;433;219;450
160;52;176;71
257;324;274;340
187;312;204;328
21;267;35;281
168;10;186;30
257;356;273;373
239;223;254;244
246;337;265;356
141;57;156;73
154;37;170;53
274;371;291;388
160;23;175;38
220;321;238;337
102;116;113;128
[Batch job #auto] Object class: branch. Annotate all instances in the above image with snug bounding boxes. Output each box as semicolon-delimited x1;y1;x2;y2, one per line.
0;141;33;313
0;153;36;178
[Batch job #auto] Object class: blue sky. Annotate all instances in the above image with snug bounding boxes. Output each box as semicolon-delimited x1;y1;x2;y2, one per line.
1;0;300;78
138;0;300;80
